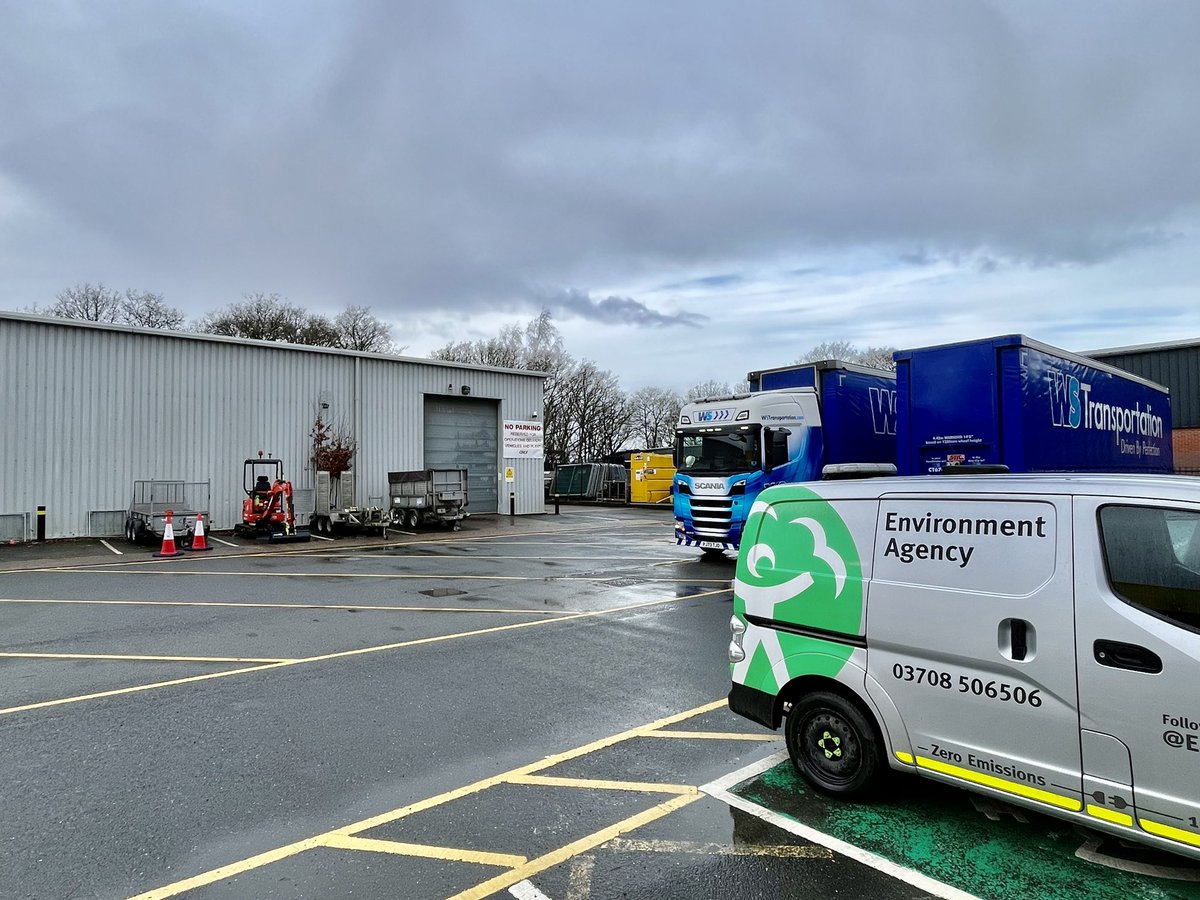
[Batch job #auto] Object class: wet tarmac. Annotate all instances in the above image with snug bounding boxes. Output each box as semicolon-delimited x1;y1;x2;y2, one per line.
6;504;1185;899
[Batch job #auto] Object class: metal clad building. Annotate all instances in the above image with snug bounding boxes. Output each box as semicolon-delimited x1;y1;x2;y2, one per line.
0;312;547;540
1087;337;1200;473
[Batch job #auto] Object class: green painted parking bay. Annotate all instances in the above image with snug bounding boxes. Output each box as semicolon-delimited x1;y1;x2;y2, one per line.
730;759;1200;900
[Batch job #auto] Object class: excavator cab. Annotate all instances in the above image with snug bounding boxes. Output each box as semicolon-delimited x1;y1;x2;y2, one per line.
234;456;310;543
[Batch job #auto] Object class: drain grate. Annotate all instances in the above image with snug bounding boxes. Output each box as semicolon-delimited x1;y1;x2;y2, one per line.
419;587;469;598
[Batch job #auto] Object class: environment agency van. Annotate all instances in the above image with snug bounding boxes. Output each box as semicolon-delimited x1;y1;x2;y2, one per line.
727;473;1200;860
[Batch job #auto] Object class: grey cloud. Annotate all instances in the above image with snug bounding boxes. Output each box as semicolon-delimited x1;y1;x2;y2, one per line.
1;1;1199;319
537;288;706;328
656;272;747;291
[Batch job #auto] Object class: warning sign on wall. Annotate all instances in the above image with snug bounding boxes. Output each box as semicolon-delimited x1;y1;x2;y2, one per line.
502;420;544;459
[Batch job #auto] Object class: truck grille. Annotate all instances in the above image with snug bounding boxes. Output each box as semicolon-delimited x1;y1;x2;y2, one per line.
689;496;732;537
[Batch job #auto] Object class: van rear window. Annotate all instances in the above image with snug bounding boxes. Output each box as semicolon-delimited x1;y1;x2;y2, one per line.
1100;505;1200;632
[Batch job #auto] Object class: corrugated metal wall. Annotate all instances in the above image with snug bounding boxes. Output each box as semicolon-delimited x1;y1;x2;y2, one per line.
0;314;546;538
1089;346;1200;428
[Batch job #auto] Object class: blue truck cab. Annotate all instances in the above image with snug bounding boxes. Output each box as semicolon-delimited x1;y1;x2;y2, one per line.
673;361;897;555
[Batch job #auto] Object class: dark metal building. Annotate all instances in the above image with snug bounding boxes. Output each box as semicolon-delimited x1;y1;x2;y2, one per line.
1087;338;1200;474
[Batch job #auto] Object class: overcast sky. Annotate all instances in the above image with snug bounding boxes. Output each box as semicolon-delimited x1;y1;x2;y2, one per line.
2;1;1198;389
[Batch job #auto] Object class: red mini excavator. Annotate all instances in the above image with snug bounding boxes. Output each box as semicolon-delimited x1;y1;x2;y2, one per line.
233;455;311;543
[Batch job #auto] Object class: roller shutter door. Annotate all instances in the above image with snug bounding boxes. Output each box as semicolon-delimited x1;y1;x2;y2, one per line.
424;397;499;514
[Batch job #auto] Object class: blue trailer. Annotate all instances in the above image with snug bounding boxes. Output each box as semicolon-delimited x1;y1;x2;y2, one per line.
894;335;1173;475
673;361;896;555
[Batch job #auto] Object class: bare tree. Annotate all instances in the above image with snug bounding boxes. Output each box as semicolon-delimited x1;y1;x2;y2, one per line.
196;294;404;352
120;290;185;329
798;341;898;372
686;379;736;402
32;283;185;330
796;340;858;363
628;386;684;449
195;293;310;342
44;283;123;322
430;322;526;369
432;310;628;464
558;361;632;461
334;306;396;353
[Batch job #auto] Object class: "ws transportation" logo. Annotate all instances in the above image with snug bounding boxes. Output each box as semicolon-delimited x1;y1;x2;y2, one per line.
1048;368;1165;440
869;388;897;436
1049;370;1083;428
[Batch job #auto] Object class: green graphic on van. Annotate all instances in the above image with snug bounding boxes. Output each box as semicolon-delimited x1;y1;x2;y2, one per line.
732;486;865;695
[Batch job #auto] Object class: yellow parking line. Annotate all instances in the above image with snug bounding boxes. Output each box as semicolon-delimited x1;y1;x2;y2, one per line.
0;591;731;717
129;835;330;899
449;793;702;900
0;651;296;664
507;774;696;795
0;598;570;616
319;834;527;868
642;730;780;741
130;699;726;899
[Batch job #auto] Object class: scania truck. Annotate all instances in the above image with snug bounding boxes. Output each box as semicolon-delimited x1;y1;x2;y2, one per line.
672;361;897;555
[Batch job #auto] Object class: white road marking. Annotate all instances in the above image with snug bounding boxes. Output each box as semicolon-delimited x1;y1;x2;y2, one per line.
603;838;829;858
1074;835;1200;880
209;536;238;547
565;855;594;900
700;752;979;900
509;879;554;900
99;540;123;556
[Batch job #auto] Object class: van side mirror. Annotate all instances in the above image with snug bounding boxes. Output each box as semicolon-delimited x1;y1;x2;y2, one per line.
765;428;791;471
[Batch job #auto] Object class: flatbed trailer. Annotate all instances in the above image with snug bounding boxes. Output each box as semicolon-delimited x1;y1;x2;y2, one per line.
387;468;468;530
311;470;387;536
124;480;210;547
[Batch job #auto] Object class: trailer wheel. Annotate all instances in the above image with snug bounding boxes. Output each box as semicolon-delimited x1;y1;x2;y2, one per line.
125;519;136;544
406;509;419;529
786;691;885;797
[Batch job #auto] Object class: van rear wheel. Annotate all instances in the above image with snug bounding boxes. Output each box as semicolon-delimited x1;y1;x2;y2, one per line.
786;691;884;797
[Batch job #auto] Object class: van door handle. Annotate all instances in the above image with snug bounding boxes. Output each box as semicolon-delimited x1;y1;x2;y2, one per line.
1001;618;1033;661
1094;640;1163;674
1010;619;1028;661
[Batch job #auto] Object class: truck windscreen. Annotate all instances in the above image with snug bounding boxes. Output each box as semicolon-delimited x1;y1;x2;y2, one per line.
676;427;761;476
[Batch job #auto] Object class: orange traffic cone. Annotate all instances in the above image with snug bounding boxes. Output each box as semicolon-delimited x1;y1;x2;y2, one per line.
153;509;185;558
188;513;212;551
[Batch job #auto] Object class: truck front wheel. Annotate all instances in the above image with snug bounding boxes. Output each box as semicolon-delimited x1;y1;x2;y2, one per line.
786;691;884;797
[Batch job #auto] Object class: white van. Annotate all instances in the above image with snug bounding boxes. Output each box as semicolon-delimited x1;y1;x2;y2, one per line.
728;474;1200;860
